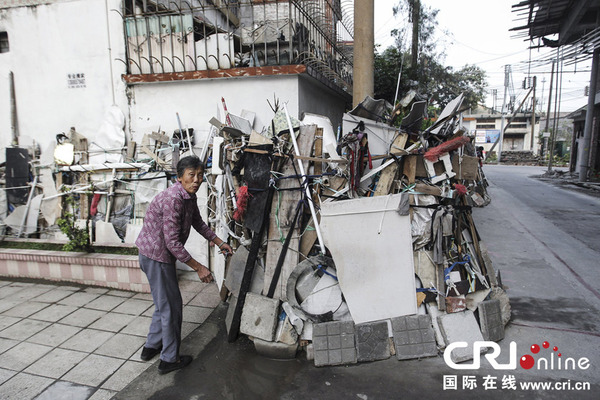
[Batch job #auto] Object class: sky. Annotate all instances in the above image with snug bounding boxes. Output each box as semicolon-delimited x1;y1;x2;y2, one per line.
373;0;592;113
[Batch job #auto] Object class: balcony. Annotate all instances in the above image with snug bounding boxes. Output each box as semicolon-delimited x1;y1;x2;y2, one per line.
120;0;354;93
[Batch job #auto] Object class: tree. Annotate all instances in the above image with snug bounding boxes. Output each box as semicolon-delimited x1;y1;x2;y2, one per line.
374;1;487;113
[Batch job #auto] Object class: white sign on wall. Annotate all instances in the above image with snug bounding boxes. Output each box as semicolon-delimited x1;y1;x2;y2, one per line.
67;73;86;89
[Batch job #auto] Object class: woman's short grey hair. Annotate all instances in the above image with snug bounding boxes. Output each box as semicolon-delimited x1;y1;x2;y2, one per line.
176;155;204;178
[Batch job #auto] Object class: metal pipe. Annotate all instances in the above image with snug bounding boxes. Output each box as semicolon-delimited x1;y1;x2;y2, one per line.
282;104;326;254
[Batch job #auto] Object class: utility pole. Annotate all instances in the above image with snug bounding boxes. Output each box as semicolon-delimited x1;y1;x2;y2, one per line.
530;76;536;151
543;60;555;158
579;46;599;182
352;0;375;107
411;0;420;69
498;65;510;163
9;71;19;146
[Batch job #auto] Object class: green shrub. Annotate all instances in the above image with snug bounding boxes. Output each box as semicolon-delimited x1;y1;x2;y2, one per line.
56;195;93;253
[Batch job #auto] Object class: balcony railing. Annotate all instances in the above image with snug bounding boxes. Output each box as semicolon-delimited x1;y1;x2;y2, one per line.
120;0;354;93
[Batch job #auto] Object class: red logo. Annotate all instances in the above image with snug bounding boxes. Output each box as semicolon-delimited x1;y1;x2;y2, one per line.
520;340;588;370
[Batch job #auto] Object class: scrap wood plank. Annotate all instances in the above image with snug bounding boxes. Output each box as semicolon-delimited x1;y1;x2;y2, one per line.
314;128;323;197
126;141;137;162
243;148;347;164
403;155;417;184
263;125;315;300
150;131;170;144
299;220;317;262
140;145;169;169
373;135;405;196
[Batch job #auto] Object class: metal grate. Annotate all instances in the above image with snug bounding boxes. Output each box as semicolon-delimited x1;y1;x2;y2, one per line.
119;0;354;92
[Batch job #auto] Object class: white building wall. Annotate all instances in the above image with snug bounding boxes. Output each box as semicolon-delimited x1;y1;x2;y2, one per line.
127;74;305;147
0;0;128;161
1;0;348;163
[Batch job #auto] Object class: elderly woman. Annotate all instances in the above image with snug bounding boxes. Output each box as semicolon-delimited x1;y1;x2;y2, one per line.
135;155;232;375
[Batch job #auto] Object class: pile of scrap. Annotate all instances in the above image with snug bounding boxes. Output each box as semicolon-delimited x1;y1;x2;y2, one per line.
0;92;506;367
224;94;508;367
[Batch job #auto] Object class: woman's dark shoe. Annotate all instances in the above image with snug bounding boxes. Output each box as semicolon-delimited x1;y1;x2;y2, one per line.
140;346;162;361
158;355;193;375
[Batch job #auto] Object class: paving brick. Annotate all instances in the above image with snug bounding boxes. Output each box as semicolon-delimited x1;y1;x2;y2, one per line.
84;295;127;311
182;305;213;324
28;324;81;347
101;360;151;391
478;299;504;342
0;372;53;400
437;310;484;363
94;333;146;359
35;381;95;400
59;308;107;328
0;319;50;341
60;329;114;352
62;354;124;387
29;304;78;322
312;321;356;367
356;321;390;362
239;293;279;342
112;299;153;316
89;313;135;332
24;348;87;379
2;301;49;318
0;342;52;371
391;315;438;360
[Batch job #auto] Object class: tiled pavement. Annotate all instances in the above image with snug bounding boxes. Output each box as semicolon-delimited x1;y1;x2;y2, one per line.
0;273;221;400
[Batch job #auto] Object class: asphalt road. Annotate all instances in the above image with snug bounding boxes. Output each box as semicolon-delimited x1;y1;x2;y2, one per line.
118;165;600;400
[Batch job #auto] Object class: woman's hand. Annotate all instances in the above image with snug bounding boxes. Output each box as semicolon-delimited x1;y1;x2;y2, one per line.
219;242;234;257
196;265;213;283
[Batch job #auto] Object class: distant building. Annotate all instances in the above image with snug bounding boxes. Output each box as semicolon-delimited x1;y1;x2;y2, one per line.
463;105;541;156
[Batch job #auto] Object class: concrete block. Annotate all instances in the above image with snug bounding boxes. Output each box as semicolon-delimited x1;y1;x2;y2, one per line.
391;315;437;360
356;320;391;362
254;338;298;359
313;321;357;367
426;303;446;348
445;295;466;313
437;310;484;363
305;343;314;361
225;295;237;336
466;289;491;311
240;293;279;342
489;287;511;326
478;299;504;342
224;247;264;296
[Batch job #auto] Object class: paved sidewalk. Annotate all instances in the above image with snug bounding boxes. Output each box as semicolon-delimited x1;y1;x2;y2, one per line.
0;273;221;400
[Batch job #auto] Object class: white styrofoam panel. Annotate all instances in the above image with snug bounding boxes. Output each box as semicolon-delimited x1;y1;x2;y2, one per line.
320;193;417;324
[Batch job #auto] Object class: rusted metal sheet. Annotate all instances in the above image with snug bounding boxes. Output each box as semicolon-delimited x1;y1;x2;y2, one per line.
122;65;308;84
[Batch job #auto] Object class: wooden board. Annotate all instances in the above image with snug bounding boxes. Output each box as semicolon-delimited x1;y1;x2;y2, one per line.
452;155;479;181
263;125;315;300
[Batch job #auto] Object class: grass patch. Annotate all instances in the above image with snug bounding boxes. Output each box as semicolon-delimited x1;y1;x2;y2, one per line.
0;240;138;255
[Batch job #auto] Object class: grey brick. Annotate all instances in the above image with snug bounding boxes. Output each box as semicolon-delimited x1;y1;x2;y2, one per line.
356;321;390;362
312;321;357;367
478;299;504;342
437;310;484;363
392;315;438;360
